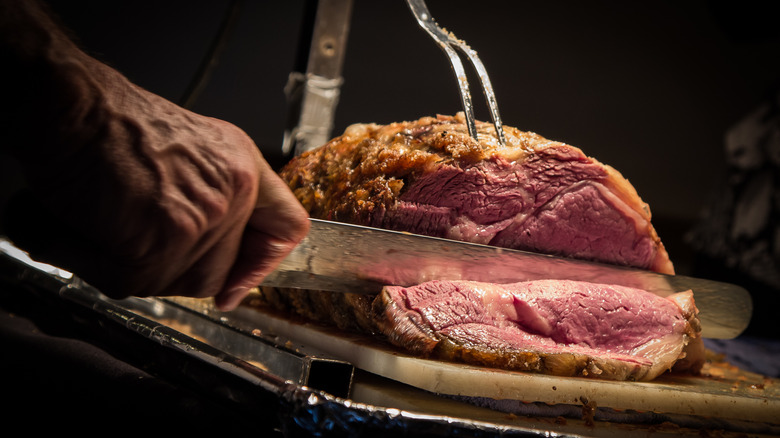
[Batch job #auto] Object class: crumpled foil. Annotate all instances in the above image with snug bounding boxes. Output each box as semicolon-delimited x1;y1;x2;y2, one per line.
276;384;542;437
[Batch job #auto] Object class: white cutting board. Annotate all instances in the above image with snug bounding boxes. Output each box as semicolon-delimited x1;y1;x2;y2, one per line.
245;306;779;426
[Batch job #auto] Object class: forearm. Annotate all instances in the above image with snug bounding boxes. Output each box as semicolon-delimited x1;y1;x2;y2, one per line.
0;0;116;168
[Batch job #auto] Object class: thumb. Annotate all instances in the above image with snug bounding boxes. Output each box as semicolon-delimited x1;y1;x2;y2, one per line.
214;162;309;311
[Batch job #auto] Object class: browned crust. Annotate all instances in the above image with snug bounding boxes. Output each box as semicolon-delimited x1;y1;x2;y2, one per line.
281;114;551;223
371;287;440;355
247;115;690;381
434;338;650;381
280;113;673;274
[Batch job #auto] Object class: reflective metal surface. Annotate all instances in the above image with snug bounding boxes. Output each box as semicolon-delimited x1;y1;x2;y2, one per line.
261;219;753;339
283;0;354;157
0;236;563;437
2;237;777;437
406;0;506;145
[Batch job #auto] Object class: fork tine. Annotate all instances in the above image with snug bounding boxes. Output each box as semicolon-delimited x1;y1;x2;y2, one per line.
452;41;507;145
406;0;506;145
406;0;478;140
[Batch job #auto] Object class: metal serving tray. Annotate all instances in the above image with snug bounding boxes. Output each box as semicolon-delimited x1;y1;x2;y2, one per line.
2;238;777;437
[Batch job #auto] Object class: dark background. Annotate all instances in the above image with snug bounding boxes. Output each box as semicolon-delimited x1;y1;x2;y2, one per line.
1;2;779;430
2;0;780;278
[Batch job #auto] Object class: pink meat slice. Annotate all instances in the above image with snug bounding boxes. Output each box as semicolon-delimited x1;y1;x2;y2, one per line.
375;279;703;381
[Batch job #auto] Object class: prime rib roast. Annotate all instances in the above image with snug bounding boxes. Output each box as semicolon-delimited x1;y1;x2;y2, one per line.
253;113;704;381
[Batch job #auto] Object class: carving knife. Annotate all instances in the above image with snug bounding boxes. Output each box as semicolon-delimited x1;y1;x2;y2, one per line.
260;218;753;340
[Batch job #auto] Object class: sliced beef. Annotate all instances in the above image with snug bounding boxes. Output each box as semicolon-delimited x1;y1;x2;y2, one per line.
280;113;673;274
374;279;703;381
252;114;693;380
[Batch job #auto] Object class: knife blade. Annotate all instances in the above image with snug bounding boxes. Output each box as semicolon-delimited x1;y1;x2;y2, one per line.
261;218;752;339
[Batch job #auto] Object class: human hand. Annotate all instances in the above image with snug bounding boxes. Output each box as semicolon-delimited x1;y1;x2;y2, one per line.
2;0;310;310
8;59;309;311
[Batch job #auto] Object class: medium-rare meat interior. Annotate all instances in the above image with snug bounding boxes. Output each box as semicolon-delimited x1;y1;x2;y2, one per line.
375;279;703;381
281;112;673;274
252;113;703;380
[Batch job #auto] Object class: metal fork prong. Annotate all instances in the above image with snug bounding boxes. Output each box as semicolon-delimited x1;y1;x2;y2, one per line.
406;0;505;145
454;42;507;145
434;40;480;140
406;0;478;140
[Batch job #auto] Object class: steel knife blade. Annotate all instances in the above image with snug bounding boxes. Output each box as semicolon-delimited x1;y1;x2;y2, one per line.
260;218;753;339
